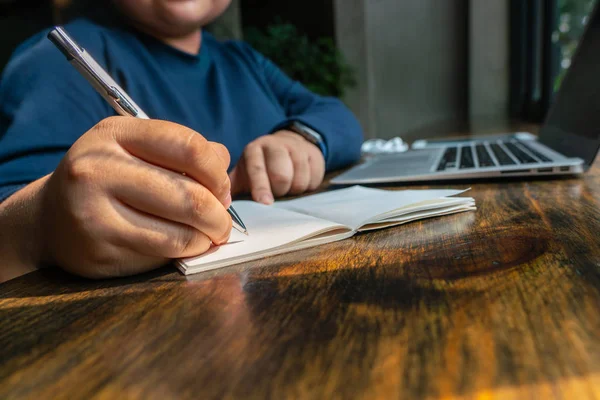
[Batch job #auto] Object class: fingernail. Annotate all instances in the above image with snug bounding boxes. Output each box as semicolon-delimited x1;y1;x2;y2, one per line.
224;193;232;208
260;194;274;205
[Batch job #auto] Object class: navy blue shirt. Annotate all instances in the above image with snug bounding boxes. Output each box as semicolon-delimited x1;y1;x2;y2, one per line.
0;18;363;202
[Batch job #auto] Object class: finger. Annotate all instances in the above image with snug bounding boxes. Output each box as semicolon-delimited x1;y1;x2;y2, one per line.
229;164;248;196
108;197;214;259
288;149;311;195
107;155;232;245
263;144;294;198
243;143;274;204
102;117;231;205
210;141;231;170
308;152;326;191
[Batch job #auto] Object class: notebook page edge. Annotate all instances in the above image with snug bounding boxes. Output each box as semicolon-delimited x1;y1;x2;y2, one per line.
370;197;475;223
178;229;355;275
357;203;476;232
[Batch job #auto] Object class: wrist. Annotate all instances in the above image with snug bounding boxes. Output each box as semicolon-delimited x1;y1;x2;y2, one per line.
285;121;328;160
0;176;49;282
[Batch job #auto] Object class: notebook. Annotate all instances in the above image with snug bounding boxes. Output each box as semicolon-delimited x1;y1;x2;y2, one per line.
177;186;476;275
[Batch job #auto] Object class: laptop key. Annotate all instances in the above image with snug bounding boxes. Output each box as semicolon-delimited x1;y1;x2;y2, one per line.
516;141;552;162
504;142;537;163
490;143;516;165
475;144;496;167
459;146;475;168
436;147;457;171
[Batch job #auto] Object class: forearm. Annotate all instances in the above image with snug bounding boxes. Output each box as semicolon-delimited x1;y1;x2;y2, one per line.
0;176;48;283
250;48;364;169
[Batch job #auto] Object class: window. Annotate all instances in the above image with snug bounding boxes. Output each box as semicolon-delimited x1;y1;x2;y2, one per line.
510;0;597;122
554;0;597;91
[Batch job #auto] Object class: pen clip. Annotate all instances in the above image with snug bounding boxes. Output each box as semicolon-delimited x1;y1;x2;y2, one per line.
106;86;139;117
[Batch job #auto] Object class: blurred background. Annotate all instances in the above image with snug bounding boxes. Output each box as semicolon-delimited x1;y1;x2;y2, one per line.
0;0;596;141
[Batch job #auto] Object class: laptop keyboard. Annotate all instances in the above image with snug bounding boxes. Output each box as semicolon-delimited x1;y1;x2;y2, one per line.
459;146;475;168
436;140;552;171
503;142;537;163
436;147;458;171
475;144;496;166
489;143;516;165
517;141;552;162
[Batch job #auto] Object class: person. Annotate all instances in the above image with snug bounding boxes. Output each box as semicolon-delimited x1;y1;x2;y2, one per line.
0;0;363;282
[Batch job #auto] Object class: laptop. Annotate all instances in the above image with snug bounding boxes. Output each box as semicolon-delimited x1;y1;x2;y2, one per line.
331;3;600;185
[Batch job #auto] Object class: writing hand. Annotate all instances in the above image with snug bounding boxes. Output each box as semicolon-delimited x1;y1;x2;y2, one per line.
38;116;232;278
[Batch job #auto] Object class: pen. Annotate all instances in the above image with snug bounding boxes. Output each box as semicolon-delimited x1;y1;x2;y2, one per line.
48;26;248;236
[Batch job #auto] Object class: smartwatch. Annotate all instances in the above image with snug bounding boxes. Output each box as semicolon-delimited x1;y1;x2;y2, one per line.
287;121;328;159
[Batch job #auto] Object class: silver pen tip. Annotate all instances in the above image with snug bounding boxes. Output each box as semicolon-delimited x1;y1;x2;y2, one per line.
229;206;248;236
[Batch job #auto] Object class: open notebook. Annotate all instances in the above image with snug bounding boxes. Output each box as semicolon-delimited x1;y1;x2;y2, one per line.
177;186;475;275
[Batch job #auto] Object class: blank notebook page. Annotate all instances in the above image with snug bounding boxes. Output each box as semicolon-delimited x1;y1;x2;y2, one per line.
275;186;467;229
181;201;348;267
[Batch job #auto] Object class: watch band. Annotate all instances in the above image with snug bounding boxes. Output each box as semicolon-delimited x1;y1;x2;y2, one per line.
288;121;328;158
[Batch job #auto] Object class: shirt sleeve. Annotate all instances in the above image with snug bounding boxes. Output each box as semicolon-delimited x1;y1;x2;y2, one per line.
235;42;364;172
0;26;112;200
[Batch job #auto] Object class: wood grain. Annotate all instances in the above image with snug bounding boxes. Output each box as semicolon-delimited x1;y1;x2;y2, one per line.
2;152;600;399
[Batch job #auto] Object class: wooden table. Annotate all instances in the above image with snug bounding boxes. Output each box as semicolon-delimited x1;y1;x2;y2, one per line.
2;158;600;399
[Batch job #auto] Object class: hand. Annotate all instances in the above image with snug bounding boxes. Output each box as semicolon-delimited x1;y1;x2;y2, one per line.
37;116;232;279
229;130;326;204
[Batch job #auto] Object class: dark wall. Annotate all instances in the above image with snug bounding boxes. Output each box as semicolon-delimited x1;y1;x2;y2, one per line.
240;0;335;40
0;0;54;74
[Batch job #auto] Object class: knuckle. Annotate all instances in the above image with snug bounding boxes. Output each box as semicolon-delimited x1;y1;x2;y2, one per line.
173;228;212;256
188;186;210;221
308;179;322;191
270;170;292;186
245;141;260;154
212;142;231;165
258;135;273;144
65;157;96;184
184;134;209;167
290;180;307;194
173;226;196;255
290;154;307;169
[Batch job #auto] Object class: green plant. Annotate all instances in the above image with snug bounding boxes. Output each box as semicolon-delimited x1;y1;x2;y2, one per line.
244;19;356;98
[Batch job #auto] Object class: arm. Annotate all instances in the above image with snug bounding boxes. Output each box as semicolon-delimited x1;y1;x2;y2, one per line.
0;29;109;281
229;43;364;203
0;177;47;282
0;30;109;281
0;31;232;282
0;28;111;200
0;118;234;283
243;43;364;171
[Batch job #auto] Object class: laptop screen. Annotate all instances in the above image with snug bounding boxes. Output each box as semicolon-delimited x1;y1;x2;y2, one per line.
540;2;600;169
